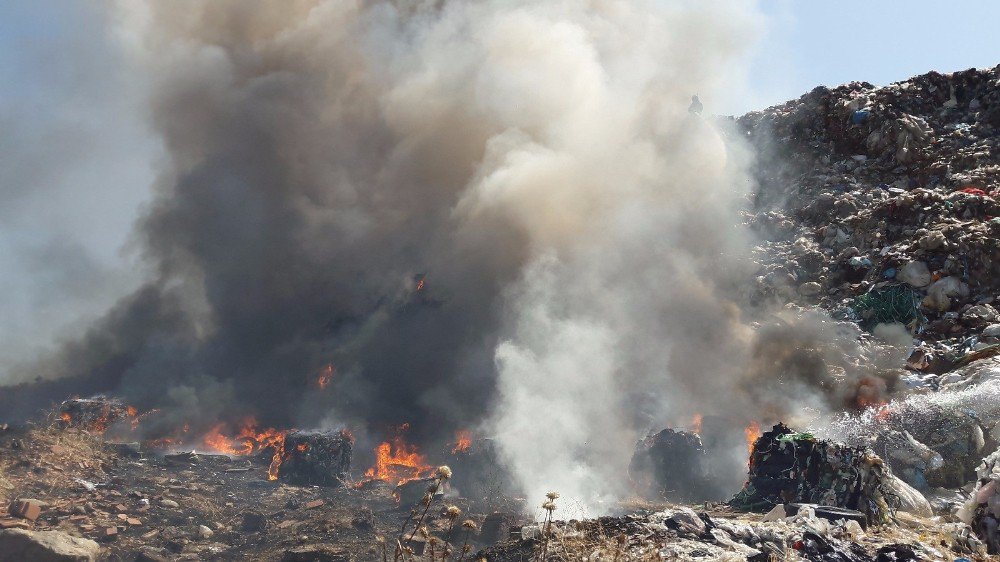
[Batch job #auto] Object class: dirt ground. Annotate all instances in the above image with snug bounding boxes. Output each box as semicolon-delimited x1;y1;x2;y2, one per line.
0;422;509;561
1;422;991;561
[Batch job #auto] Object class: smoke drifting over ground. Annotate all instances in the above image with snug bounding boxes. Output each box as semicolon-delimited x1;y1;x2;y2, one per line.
0;1;913;515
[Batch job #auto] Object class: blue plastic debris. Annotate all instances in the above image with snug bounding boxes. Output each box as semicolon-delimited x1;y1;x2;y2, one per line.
852;109;870;124
884;268;897;279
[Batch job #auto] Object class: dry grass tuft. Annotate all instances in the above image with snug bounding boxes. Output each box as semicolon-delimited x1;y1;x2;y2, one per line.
185;493;225;520
0;423;113;502
0;461;13;504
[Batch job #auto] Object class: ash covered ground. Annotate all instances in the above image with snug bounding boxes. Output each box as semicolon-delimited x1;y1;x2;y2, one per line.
2;65;1000;561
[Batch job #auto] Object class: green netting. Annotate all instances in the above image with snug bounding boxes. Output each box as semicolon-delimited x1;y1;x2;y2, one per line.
776;431;816;444
851;284;924;331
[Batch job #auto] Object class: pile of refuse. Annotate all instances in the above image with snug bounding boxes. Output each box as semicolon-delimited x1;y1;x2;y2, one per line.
741;65;1000;376
727;65;1000;555
730;423;892;525
57;397;135;433
479;502;961;562
277;430;353;486
629;428;716;503
480;419;996;560
959;447;1000;554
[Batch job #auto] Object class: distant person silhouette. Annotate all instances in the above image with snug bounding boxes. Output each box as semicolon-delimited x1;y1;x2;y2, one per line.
688;94;703;115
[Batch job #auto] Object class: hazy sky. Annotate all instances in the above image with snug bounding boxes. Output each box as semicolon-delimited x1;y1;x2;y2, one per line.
0;1;996;375
0;3;157;370
735;0;1000;114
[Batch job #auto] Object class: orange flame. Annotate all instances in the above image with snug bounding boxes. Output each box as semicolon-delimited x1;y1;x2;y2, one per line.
130;408;158;432
60;402;145;434
866;402;893;423
198;418;287;462
690;414;703;435
364;425;431;485
268;437;285;481
202;423;254;456
156;418;288;478
416;279;425;291
90;405;112;433
856;393;888;409
146;437;179;449
316;364;335;390
451;430;472;454
744;421;762;455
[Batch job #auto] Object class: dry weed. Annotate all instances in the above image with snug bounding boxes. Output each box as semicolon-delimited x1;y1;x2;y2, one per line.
184;493;225;520
0;461;13;504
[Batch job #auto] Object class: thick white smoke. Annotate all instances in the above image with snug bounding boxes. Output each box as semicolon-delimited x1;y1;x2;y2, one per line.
438;3;765;513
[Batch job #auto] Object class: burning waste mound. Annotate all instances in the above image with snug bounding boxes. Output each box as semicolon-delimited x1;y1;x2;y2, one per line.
277;430;353;487
58;397;137;434
730;423;893;526
53;397;363;488
628;428;719;503
446;436;517;509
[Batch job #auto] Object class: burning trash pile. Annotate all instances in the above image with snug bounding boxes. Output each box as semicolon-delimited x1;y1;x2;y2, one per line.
276;430;353;487
50;395;512;503
730;423;891;525
731;65;1000;555
445;436;517;510
629;428;712;503
53;396;361;488
481;419;998;560
0;6;999;552
628;428;719;503
57;397;139;434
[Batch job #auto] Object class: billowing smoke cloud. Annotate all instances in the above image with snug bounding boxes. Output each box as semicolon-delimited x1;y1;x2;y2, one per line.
475;30;763;510
0;0;914;516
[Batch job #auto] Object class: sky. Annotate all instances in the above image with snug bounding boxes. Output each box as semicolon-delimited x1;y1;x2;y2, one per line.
0;3;157;371
731;0;1000;114
0;0;997;377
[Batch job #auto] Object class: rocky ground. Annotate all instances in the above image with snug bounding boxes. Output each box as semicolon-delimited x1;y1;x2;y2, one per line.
0;423;403;561
0;421;979;562
3;66;1000;561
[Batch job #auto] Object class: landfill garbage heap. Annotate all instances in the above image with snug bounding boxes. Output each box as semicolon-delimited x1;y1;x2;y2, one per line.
733;64;1000;557
740;66;1000;375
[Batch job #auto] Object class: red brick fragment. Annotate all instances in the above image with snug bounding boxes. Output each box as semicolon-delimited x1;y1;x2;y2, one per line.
9;500;42;522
